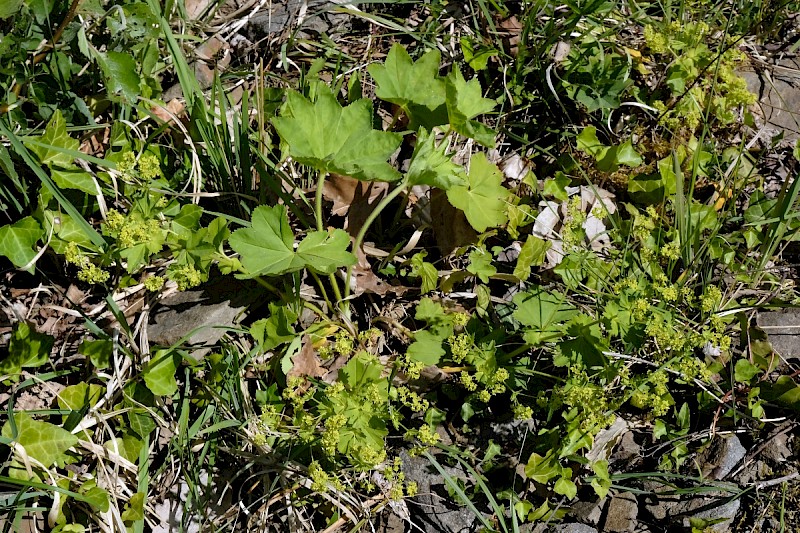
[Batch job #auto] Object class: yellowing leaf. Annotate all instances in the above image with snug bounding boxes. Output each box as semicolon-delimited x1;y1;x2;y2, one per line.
446;152;509;232
272;88;402;182
1;412;78;468
513;235;550;281
230;205;356;277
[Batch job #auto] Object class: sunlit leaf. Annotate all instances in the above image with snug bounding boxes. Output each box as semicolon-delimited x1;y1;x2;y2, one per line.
447;152;509;232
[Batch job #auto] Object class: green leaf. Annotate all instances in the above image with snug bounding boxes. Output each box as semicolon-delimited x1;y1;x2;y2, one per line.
407;330;446;366
513;287;578;345
23;110;78;168
467;247;496;283
543;173;571;202
446;152;509;232
524;452;560;484
514;235;550;281
615;139;643;167
96;51;141;102
50;167;100;195
229;205;356;277
3;322;54;375
445;69;497;147
121;492;145;522
272;88;403;182
57;383;104;412
0;217;43;271
368;44;445;111
409;251;438;293
104;434;143;465
554;476;577;499
734;359;761;383
251;303;297;351
78;339;113;369
1;412;78;467
590;459;611;499
142;350;179;396
0;0;23;19
296;229;357;275
406;128;467;190
79;479;110;512
576;126;607;159
339;351;383;389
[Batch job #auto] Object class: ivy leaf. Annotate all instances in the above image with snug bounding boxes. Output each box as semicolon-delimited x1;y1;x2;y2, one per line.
406;128;467;190
445;69;497;147
368;44;445;113
142;350;179;396
543;172;571;202
250;303;297;352
524;452;560;484
0;217;43;272
513;287;578;345
57;383;104;411
50;167;100;195
230;205;356;277
734;359;761;383
0;322;54;380
409;251;438;293
446;152;509;232
514;235;550;281
79;339;113;369
554;476;577;499
23;110;78;168
1;412;78;468
272;88;402;182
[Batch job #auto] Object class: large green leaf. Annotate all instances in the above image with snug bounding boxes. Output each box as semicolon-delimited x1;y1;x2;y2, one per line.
513;287;578;345
0;216;43;271
406;128;466;190
23;110;78;168
272;88;402;182
1;412;78;468
96;51;141;102
50;167;100;195
446;152;509;232
229;205;356;277
368;44;444;110
445;69;497;147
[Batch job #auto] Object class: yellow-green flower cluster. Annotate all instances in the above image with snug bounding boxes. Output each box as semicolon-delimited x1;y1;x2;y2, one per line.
448;333;472;363
64;242;110;284
700;285;722;313
333;331;354;356
321;413;346;456
308;461;343;492
144;275;165;292
513;402;533;420
396;386;429;413
411;424;440;446
168;264;203;291
660;240;681;261
398;356;425;380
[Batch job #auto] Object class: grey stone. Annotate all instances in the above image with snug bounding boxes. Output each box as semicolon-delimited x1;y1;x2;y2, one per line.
740;58;800;142
685;498;740;533
757;310;800;359
147;277;263;357
603;493;638;533
762;432;792;463
699;435;746;481
552;524;598;533
570;497;606;526
400;451;478;532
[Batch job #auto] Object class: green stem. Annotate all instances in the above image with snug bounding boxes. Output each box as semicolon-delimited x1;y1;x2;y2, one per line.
342;181;408;304
310;271;333;313
315;172;327;232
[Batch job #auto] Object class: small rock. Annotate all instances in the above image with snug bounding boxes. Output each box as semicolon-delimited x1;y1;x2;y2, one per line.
603;493;638;533
685;498;740;533
147;277;263;358
553;524;599;533
700;435;746;480
571;498;606;526
756;309;800;359
762;432;792;463
400;451;478;532
610;431;641;463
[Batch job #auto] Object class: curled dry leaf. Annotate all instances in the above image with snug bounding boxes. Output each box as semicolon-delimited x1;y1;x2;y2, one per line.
498;15;523;57
287;335;325;390
322;173;388;234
